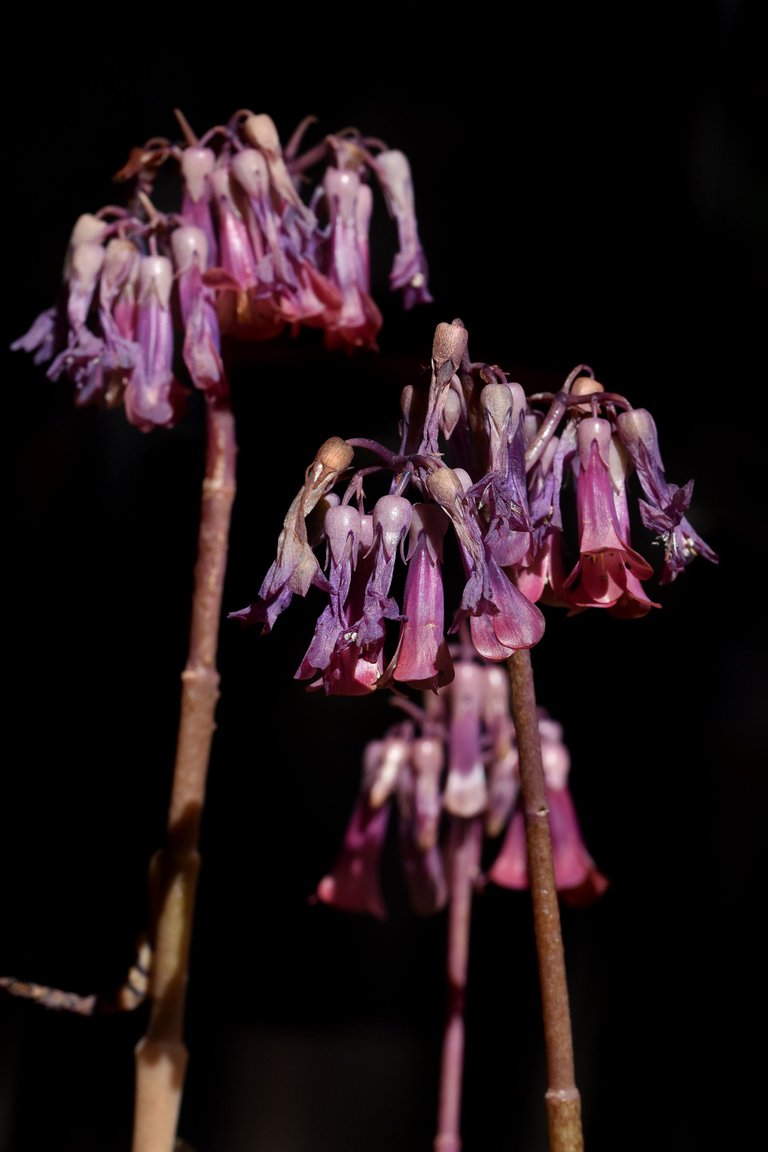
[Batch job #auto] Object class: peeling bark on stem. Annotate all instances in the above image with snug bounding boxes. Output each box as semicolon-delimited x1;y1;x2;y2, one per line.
507;648;584;1152
434;816;483;1152
131;397;237;1152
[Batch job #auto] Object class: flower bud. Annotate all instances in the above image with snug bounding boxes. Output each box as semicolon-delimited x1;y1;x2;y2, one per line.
432;320;468;372
171;225;209;274
180;146;216;203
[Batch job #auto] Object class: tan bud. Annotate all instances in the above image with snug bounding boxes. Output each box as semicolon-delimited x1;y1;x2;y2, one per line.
426;465;464;507
315;436;354;477
432;320;468;369
571;375;605;414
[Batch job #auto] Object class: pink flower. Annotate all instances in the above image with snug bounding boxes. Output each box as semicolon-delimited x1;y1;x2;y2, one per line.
426;465;546;661
318;166;383;351
389;503;454;692
171;226;227;398
314;794;391;920
561;418;659;616
488;714;608;907
124;255;186;431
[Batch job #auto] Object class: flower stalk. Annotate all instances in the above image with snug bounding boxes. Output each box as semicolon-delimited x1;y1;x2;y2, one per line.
131;395;237;1152
434;815;484;1152
507;647;583;1152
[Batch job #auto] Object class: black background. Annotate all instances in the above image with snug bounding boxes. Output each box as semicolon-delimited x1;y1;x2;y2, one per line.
2;8;765;1152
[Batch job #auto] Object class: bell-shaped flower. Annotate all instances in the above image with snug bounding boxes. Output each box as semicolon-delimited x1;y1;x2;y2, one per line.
318;166;383;351
354;495;412;659
62;219;108;332
230;438;353;632
426;465;545;660
472;382;534;568
207;165;284;341
100;237;140;342
487;713;608;907
297;510;383;695
44;217;110;402
295;503;361;676
123;255;185;431
314;730;409;918
388;503;454;692
296;494;409;695
179;144;219;267
409;734;445;851
443;660;488;818
396;757;448;917
89;237;142;409
372;149;433;309
241;112;317;230
561;418;658;614
617;407;718;584
171;226;228;398
314;793;391;920
230;148;341;330
419;321;469;456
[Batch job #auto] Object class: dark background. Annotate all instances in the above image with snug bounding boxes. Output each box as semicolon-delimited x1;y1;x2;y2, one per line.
2;8;765;1151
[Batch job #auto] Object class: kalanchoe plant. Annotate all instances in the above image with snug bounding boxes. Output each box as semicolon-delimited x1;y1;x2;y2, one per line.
7;106;431;1152
236;316;717;1151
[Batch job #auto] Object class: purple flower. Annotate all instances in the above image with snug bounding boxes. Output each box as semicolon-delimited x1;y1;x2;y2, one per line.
124;255;185;431
207;165;285;341
313;648;608;921
472;382;534;568
372;149;433;310
315;792;391;920
443;661;488;818
426;465;546;659
317;166;383;351
179;143;219;267
617;407;718;584
314;731;412;918
297;496;412;696
230;438;353;633
171;226;228;397
14;110;434;434
355;495;413;655
295;505;387;696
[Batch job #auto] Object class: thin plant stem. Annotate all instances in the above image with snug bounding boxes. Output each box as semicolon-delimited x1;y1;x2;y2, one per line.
131;395;237;1152
507;647;584;1152
434;815;484;1152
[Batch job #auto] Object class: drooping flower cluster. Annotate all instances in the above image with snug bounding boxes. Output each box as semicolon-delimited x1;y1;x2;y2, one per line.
12;109;432;431
313;637;608;920
233;319;717;692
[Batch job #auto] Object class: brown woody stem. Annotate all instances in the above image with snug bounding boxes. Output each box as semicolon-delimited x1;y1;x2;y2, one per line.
131;396;237;1152
434;815;483;1152
507;648;584;1152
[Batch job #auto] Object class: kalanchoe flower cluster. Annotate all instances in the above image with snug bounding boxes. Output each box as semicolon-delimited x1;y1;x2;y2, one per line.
314;637;607;919
233;320;717;691
11;109;432;431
